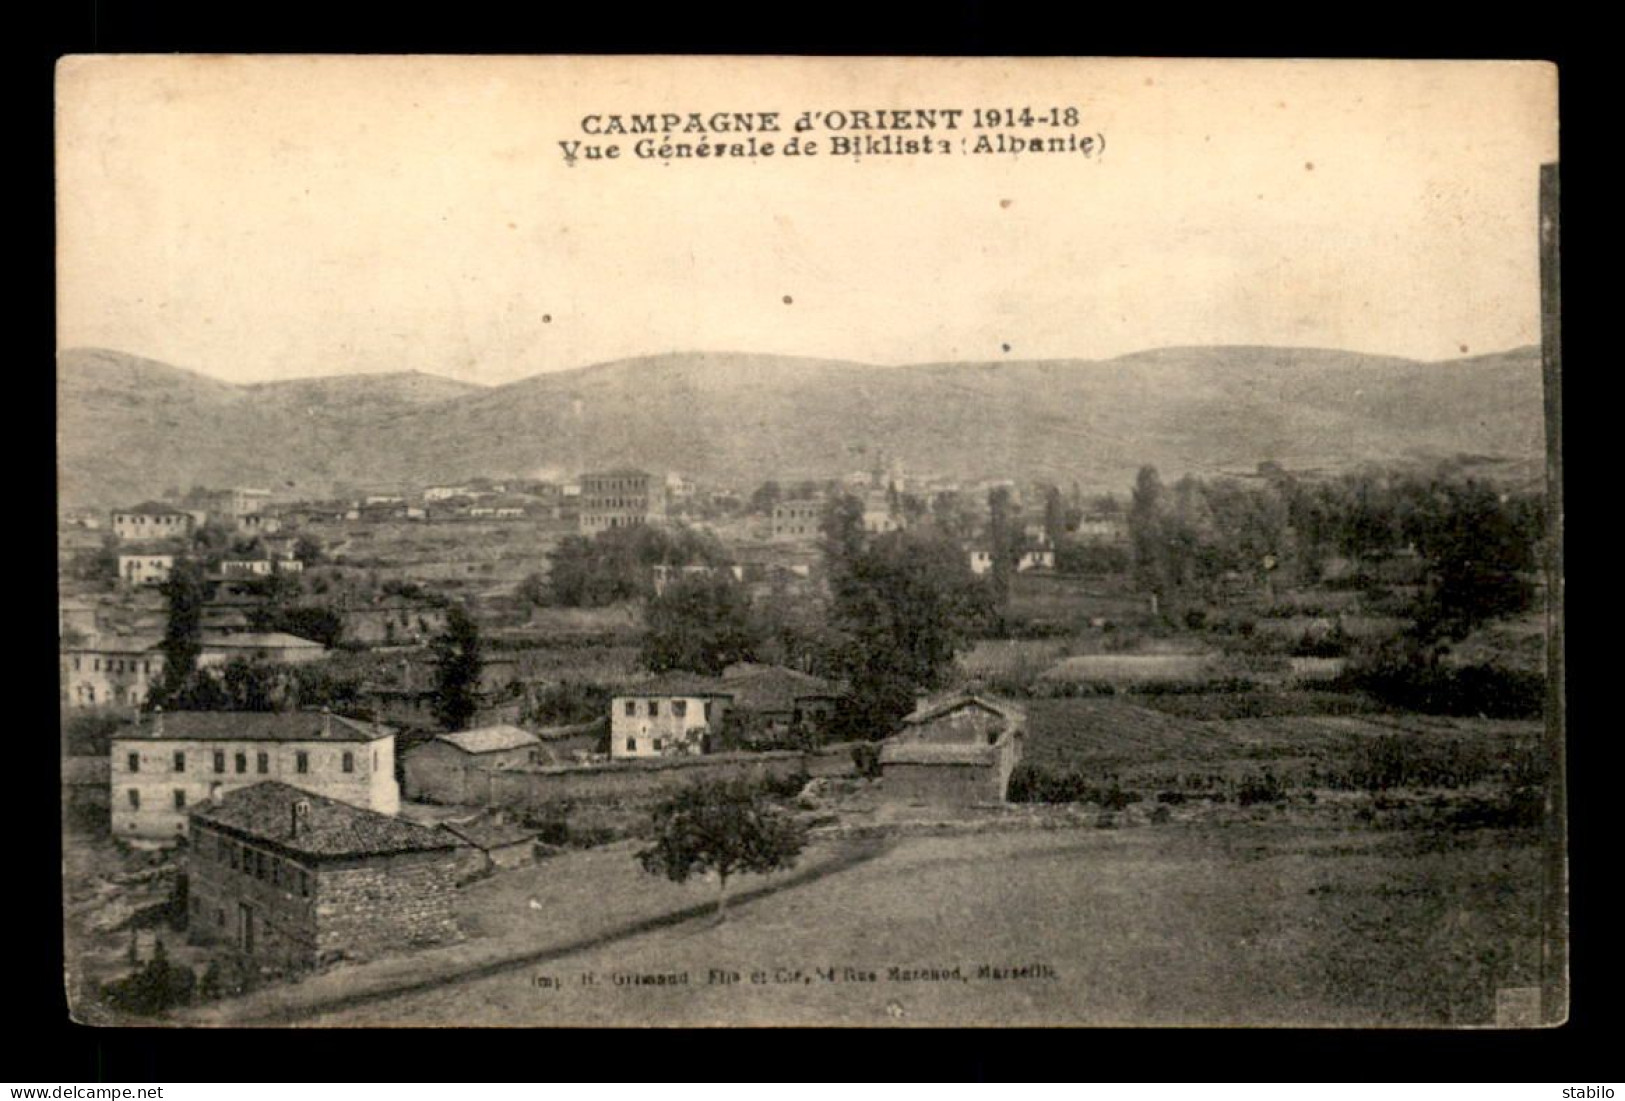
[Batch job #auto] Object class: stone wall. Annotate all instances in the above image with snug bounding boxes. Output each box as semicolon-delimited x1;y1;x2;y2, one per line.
477;751;809;812
312;849;462;966
187;823;319;969
880;761;1003;805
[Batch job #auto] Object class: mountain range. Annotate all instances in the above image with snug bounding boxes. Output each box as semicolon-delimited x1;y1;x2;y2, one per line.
56;344;1547;510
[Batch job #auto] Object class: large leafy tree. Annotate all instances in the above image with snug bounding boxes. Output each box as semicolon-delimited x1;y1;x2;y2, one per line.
639;573;762;676
636;778;808;922
430;604;483;731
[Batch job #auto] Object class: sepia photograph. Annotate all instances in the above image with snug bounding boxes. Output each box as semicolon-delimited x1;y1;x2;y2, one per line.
55;55;1562;1029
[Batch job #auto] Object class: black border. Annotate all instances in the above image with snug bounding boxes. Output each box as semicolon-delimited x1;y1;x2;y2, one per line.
35;6;1608;1085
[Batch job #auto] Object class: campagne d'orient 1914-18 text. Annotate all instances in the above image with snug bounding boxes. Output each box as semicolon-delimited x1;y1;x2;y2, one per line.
558;107;1104;164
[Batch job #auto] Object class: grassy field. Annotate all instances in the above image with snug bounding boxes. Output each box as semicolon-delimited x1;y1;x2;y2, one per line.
288;822;1545;1028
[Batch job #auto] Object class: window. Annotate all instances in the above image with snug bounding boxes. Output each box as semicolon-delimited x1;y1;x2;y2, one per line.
653;738;664;751
624;700;636;716
342;751;354;773
296;751;309;774
127;789;140;809
673;700;688;718
93;659;100;672
625;737;637;752
257;752;269;774
217;908;225;927
649;700;660;718
230;845;240;871
255;851;267;880
235;752;247;774
72;657;80;671
299;870;310;898
173;751;185;772
272;861;281;887
127;753;140;773
214;751;225;773
173;790;186;809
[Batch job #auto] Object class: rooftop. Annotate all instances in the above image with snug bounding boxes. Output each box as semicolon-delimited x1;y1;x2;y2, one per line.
200;632;325;651
902;691;1027;728
877;742;998;766
113;710;395;743
720;663;842;711
63;633;163;655
440;815;538;851
435;725;539;755
114;501;194;517
190;781;459;859
613;674;735;700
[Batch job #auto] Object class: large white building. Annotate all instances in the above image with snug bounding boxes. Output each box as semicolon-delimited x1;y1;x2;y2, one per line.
609;676;735;760
109;709;400;841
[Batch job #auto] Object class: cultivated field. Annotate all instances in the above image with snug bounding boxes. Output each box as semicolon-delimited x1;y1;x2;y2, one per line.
267;822;1545;1028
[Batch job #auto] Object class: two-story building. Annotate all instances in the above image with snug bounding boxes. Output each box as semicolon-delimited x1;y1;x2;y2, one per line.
187;781;461;969
110;502;196;542
60;634;165;710
771;498;823;541
610;675;734;759
579;469;667;533
196;632;327;669
878;692;1027;806
118;553;176;587
109;709;401;841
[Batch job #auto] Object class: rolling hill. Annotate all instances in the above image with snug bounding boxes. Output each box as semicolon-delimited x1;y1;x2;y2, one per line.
55;344;1546;509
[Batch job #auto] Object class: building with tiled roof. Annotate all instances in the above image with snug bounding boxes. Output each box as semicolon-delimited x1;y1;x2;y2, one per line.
187;781;462;969
403;725;543;804
60;633;165;710
111;502;197;542
197;632;327;669
610;675;735;760
720;663;844;736
109;709;400;841
878;691;1027;805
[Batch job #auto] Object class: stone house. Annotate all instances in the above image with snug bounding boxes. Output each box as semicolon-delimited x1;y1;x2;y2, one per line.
109;709;401;841
719;663;843;740
403;725;543;804
440;810;540;876
878;692;1027;806
610;675;734;760
187;781;462;969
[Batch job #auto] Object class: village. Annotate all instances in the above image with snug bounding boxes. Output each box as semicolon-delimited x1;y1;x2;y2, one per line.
57;445;1552;1026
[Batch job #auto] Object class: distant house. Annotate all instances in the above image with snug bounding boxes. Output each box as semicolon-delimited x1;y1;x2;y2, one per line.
610;675;734;759
861;502;901;534
187;781;461;969
1018;549;1055;572
118;553;176;588
878;692;1027;806
110;502;196;542
61;634;164;710
579;469;667;533
340;599;449;646
1073;513;1129;545
968;549;995;576
219;556;303;578
424;484;475;502
236;513;283;537
771;498;823;541
403;725;543;804
109;709;401;841
205;487;272;520
720;663;842;736
197;632;326;669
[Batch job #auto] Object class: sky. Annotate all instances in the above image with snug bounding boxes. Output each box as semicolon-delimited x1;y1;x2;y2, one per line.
56;56;1558;386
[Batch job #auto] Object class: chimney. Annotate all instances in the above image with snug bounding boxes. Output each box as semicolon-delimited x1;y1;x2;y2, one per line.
153;705;164;738
321;706;332;738
291;799;311;838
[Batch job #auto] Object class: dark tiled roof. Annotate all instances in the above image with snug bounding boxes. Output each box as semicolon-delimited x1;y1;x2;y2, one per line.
613;674;735;699
191;781;458;859
113;710;395;743
902;692;1027;727
440;816;538;851
721;664;841;712
200;632;324;651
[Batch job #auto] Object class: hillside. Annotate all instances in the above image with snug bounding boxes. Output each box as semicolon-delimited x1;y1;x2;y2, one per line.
56;344;1546;509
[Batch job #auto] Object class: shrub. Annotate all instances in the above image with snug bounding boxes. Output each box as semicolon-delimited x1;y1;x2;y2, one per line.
851;743;882;779
1237;770;1286;806
101;939;196;1016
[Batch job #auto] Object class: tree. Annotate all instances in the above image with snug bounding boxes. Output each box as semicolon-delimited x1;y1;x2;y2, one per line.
430;605;483;731
987;485;1017;599
1042;484;1068;547
636;778;808;922
640;573;762;676
292;535;323;566
749;480;783;514
153;557;208;707
1128;466;1168;610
